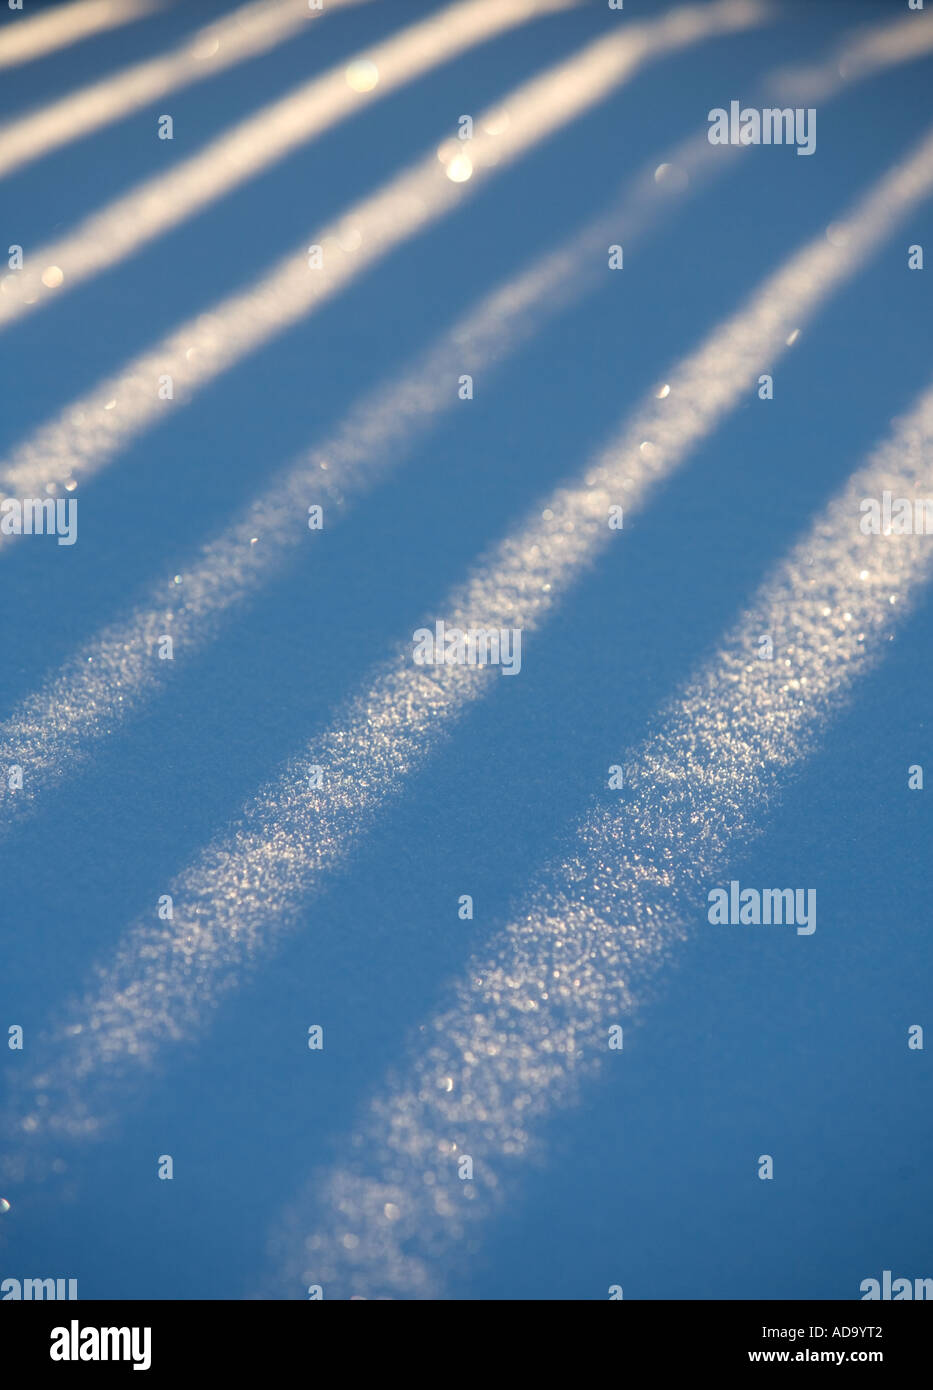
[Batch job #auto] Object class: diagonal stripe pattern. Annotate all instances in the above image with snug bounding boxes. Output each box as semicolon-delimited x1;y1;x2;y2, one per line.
8;121;933;1154
266;380;933;1299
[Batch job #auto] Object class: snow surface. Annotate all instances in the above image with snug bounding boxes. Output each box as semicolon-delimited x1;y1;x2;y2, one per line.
1;0;931;1300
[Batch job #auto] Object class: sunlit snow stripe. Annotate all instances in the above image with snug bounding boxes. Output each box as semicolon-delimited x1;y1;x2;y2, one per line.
615;9;933;209
262;382;933;1299
773;10;933;101
0;10;927;836
0;0;584;329
0;202;648;832
0;0;374;180
0;0;159;72
0;0;769;508
7;124;933;1155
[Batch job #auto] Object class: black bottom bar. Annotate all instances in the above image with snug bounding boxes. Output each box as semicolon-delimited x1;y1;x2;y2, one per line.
4;1299;930;1376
